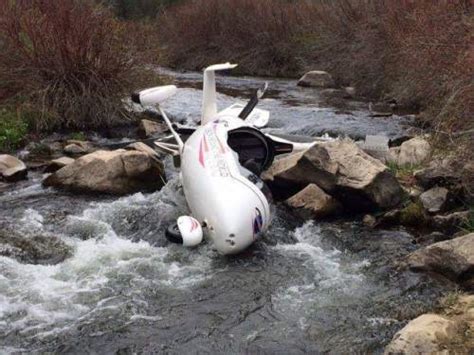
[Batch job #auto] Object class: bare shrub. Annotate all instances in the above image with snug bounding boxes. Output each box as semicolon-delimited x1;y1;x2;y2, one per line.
0;0;158;130
160;0;472;135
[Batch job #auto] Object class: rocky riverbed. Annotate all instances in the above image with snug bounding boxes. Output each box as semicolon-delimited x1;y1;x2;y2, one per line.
0;69;472;353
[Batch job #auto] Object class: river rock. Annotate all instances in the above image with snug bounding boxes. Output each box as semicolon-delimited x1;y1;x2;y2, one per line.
139;119;167;138
43;149;166;195
297;70;335;88
363;214;377;228
0;154;27;182
285;184;341;218
384;314;458;354
419;186;449;213
0;229;72;265
263;139;403;211
407;232;474;284
64;143;87;155
397;137;431;166
433;211;470;234
45;156;75;173
415;157;461;189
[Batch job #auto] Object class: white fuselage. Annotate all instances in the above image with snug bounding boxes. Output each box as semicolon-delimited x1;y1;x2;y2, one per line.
180;116;270;255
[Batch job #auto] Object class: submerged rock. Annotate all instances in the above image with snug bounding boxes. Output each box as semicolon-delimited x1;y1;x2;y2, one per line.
285;183;341;218
263;139;403;211
397;136;431;166
43;149;166;195
297;70;335;88
408;232;474;287
0;229;72;265
0;154;27;182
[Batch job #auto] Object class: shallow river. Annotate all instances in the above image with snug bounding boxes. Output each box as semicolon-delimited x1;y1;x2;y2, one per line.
0;70;450;353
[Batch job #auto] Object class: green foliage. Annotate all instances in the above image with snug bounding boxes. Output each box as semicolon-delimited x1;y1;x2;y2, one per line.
69;132;87;141
0;107;28;152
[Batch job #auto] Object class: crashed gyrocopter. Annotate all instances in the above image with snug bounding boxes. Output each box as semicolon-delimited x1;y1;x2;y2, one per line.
132;63;314;255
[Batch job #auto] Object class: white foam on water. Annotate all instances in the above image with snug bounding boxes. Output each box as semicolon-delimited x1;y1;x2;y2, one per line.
20;208;44;232
0;179;215;345
271;221;369;329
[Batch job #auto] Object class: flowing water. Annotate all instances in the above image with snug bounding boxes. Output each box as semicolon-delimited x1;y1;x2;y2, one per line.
0;70;450;354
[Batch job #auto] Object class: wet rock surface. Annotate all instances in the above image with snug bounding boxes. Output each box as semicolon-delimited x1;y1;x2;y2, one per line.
0;229;72;265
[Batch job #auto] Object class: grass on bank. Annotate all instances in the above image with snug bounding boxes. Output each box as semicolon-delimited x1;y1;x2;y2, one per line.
0;107;28;152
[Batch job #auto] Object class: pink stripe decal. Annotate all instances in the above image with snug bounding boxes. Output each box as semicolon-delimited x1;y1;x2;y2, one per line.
198;140;205;167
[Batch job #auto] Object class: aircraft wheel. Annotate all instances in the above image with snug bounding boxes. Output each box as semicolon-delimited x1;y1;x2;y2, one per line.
165;223;183;244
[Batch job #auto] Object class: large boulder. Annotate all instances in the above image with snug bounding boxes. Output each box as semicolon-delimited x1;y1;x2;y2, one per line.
397;137;431;166
407;233;474;285
419;186;449;213
297;70;335;88
384;314;459;354
0;154;27;182
43;149;165;195
285;184;341;218
263;140;403;211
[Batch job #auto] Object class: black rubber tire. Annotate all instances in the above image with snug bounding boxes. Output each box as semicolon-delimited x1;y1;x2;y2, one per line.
165;223;183;244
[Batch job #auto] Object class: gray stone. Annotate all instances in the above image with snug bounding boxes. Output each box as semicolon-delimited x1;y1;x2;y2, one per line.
419;186;449;213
